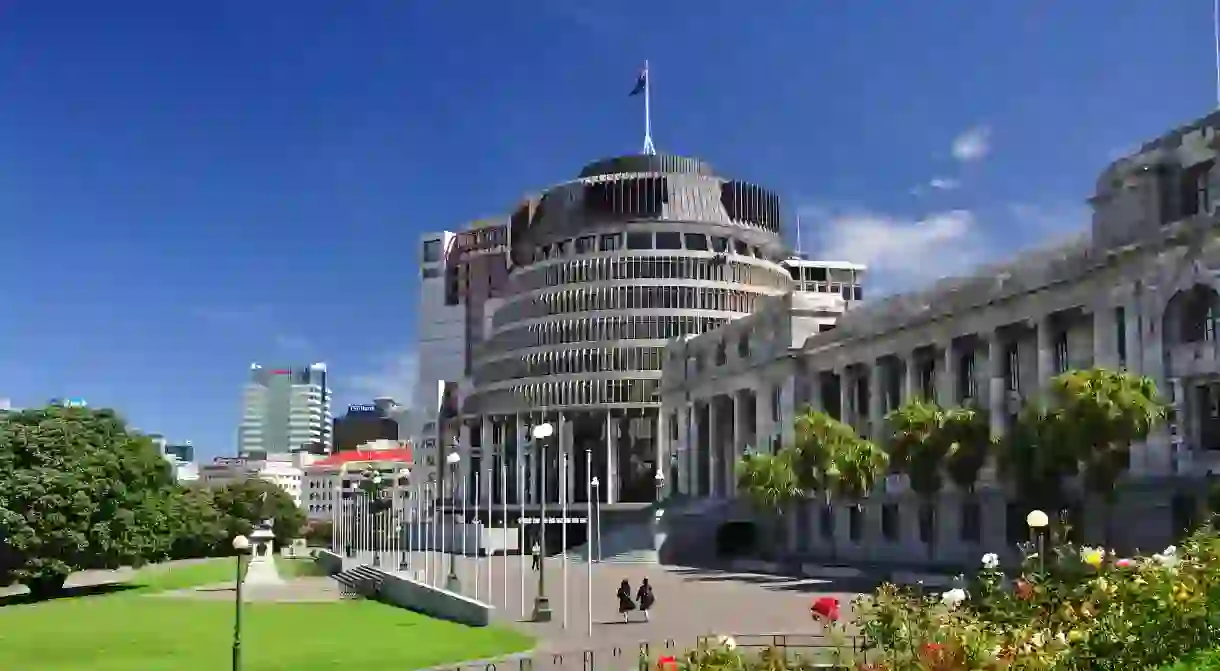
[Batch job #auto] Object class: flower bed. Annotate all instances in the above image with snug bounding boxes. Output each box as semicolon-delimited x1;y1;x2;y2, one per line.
651;528;1220;670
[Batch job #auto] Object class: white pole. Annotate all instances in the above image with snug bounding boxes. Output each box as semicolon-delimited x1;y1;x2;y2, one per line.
486;449;493;601
431;482;439;585
561;450;569;629
462;468;468;574
412;483;420;577
642;59;655;155
500;443;509;611
1214;0;1220;108
473;471;481;601
519;439;528;619
586;448;593;637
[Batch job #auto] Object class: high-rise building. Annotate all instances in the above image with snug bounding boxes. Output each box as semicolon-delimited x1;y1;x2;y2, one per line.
333;397;403;452
238;362;332;457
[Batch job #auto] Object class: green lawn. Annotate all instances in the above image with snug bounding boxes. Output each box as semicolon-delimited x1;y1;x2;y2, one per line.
0;560;534;671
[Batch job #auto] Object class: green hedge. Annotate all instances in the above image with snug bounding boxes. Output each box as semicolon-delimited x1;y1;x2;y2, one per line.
1159;648;1220;670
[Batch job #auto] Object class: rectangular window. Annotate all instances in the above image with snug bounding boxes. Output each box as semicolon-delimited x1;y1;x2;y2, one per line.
423;239;442;263
1006;345;1020;392
918;503;935;544
849;506;862;542
655;232;682;250
626;232;653;250
711;236;729;253
1115;306;1128;368
881;504;899;541
819;505;834;540
684;233;708;251
960;502;981;543
1054;332;1069;374
852;285;863;301
732;239;749;255
575;235;596;254
599;233;620;252
422;267;441;279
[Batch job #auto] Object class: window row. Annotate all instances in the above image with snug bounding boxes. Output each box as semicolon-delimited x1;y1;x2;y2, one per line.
799;282;864;301
475;346;666;384
524;230;778;268
471;378;662;412
494;285;769;327
509;254;791;295
479;315;730;357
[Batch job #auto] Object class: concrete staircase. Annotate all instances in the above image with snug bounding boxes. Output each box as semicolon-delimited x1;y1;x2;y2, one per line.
332;564;387;600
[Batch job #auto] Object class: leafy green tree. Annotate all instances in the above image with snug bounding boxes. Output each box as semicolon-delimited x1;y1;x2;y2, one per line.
736;449;802;556
885;400;992;557
1001;368;1164;541
164;486;227;559
303;519;333;548
0;406;177;597
210;478;306;551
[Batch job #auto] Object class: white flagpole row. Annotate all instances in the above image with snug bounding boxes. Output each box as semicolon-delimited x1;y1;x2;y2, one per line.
519;437;527;619
485;449;492;600
462;466;468;588
473;471;481;601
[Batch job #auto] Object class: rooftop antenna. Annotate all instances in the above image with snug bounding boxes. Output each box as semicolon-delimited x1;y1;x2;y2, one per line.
630;61;656;155
795;212;804;259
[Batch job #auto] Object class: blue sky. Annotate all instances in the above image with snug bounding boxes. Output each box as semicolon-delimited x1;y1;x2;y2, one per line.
0;1;1214;460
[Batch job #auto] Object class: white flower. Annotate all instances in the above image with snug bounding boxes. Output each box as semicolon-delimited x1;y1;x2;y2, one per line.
940;588;967;608
1163;545;1178;557
715;635;737;650
981;552;1000;570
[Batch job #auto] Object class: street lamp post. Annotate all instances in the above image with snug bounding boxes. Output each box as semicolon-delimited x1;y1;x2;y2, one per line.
531;422;554;622
1026;509;1050;574
231;534;251;671
446;451;462;593
590;476;601;563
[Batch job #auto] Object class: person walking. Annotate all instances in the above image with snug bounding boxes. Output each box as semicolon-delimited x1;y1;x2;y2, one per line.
616;579;636;623
636;578;655;622
531;540;541;571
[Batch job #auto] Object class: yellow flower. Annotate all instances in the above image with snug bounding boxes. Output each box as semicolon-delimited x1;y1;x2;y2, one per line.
1068;630;1085;643
1081;547;1104;568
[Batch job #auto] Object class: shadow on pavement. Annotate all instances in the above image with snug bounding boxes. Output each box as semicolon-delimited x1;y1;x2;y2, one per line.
0;582;138;607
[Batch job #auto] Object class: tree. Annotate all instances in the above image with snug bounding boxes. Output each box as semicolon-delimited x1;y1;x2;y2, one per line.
0;406;178;597
788;408;889;558
885;400;992;557
210;478;306;551
163;486;227;560
1001;368;1164;542
736;449;802;556
303;519;333;548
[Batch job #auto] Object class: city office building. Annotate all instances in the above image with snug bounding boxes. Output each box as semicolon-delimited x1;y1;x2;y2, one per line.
411;221;510;488
302;440;413;520
333;397;403;453
663;111;1220;568
237;363;332;457
197;452;322;507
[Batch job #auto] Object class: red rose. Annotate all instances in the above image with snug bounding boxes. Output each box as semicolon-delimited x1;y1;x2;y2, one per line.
811;596;841;622
656;655;678;671
920;642;944;660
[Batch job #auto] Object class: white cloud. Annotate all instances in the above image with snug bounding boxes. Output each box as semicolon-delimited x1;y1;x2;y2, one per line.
928;177;960;191
951;125;991;163
810;206;988;293
348;351;419;408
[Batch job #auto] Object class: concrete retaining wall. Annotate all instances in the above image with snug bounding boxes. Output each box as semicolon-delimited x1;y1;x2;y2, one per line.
314;549;493;627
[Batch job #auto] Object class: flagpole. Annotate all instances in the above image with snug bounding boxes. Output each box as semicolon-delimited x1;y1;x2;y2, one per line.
519;434;529;619
473;472;480;600
500;442;509;611
642;60;655;155
585;447;593;637
561;449;569;630
1213;0;1220;108
486;448;493;600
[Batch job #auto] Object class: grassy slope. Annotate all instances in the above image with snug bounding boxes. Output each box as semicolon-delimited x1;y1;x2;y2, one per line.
0;559;534;671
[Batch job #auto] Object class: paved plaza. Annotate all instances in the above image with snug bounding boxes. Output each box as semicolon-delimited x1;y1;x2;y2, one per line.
390;552;863;659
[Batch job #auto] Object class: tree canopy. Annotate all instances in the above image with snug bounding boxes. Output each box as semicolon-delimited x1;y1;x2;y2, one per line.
0;406;178;596
210;478;306;551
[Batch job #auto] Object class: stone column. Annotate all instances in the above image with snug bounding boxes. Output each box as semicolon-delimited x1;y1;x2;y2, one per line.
1036;315;1056;386
987;331;1007;440
1093;303;1117;370
755;383;773;453
869;360;885;440
1124;293;1143;374
459;422;473;503
514;414;527;504
903;352;919;402
708;398;720;498
839;368;853;427
1143;294;1169;475
676;405;689;495
940;341;957;407
731;392;744;496
480;417;493;507
779;378;796;452
604;412;617;504
809;370;824;412
688;403;701;497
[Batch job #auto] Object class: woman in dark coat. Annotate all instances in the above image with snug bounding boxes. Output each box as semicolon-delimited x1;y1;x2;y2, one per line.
616;579;636;622
636;578;655;621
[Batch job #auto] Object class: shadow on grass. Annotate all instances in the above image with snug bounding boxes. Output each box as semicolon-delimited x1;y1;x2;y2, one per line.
0;582;138;607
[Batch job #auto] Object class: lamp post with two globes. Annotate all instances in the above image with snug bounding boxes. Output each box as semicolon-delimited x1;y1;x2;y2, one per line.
230;534;251;671
531;421;555;622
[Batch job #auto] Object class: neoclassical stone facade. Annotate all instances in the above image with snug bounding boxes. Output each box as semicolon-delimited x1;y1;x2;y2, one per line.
663;111;1220;566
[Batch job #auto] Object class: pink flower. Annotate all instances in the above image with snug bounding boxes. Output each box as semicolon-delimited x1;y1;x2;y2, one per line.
1115;558;1133;569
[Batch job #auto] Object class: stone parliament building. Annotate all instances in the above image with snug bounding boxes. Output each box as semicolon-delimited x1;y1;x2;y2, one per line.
661;111;1220;567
